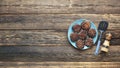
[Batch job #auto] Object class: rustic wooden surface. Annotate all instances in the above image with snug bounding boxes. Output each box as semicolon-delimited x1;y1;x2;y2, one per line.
0;0;120;68
0;62;120;68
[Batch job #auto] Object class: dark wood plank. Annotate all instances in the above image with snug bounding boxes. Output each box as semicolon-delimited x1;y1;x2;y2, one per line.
0;30;119;46
0;0;119;14
0;45;119;62
0;30;67;46
0;14;120;30
0;62;119;68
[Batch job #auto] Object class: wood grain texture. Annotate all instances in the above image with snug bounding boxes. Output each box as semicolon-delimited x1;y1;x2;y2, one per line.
0;0;70;6
0;6;119;14
0;30;119;46
71;0;120;7
0;46;119;62
0;0;120;64
0;14;120;30
0;0;119;14
0;62;119;68
1;0;119;6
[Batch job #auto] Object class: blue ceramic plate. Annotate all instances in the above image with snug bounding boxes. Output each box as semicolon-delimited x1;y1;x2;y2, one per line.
68;19;98;50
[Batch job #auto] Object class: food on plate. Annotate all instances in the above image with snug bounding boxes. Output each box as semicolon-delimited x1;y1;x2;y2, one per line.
78;30;87;40
70;33;79;42
76;39;84;49
88;29;96;38
81;20;91;30
72;24;81;33
69;19;97;50
85;38;94;47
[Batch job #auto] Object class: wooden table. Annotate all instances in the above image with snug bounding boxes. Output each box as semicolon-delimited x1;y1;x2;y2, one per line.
0;0;120;68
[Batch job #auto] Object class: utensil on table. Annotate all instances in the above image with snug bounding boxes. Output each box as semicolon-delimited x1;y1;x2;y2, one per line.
94;21;108;55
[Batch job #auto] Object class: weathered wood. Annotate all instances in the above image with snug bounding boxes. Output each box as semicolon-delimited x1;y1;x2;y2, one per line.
0;14;120;30
0;0;119;14
0;0;119;64
1;0;119;6
0;0;70;6
0;30;119;46
0;45;119;62
0;62;119;68
0;6;119;14
0;30;67;46
71;0;120;7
